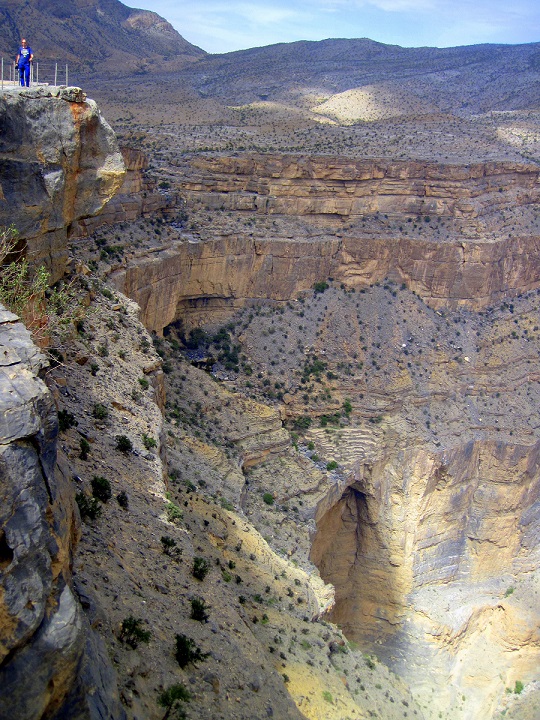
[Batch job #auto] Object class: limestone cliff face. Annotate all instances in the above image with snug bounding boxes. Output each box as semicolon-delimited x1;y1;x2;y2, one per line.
182;155;540;220
0;86;125;283
73;147;178;235
108;153;540;332
311;438;540;719
110;231;540;333
0;307;124;720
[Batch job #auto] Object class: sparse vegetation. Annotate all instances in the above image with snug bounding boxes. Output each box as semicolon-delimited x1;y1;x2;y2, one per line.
157;684;191;720
174;633;209;668
120;616;151;648
91;476;112;503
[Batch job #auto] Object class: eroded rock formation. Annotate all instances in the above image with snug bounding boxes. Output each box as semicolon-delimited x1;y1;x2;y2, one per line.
311;439;540;718
0;86;124;282
108;153;540;333
0;307;124;720
182;155;540;220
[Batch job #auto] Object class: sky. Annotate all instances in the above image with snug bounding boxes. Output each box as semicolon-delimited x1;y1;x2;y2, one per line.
129;0;540;54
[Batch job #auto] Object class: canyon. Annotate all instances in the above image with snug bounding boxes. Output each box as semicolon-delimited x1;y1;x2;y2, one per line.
1;19;540;720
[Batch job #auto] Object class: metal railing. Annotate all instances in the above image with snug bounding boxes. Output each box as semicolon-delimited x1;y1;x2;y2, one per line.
0;59;70;91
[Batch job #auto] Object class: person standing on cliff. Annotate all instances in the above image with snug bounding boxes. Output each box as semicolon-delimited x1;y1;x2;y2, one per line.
15;38;33;87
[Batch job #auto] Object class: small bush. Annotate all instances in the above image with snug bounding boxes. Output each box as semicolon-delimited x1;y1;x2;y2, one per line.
322;690;333;704
174;633;209;668
514;681;524;694
91;476;112;503
166;501;182;523
326;460;338;471
120;616;150;648
142;434;157;450
190;596;210;622
161;535;180;556
313;281;329;293
192;557;210;581
58;409;78;432
75;492;101;521
79;437;90;460
115;435;133;453
262;492;274;506
157;684;191;719
138;377;149;390
292;415;312;430
92;403;108;421
116;491;129;509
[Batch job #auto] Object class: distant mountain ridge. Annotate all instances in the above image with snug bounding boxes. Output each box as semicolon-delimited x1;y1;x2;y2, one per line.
0;0;205;75
178;37;540;115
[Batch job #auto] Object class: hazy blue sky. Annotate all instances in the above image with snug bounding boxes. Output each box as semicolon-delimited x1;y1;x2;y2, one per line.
130;0;540;54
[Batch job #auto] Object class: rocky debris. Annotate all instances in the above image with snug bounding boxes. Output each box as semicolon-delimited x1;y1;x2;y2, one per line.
0;305;124;720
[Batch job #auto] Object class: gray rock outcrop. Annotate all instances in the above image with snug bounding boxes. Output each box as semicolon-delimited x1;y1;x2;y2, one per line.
0;86;125;283
0;307;124;720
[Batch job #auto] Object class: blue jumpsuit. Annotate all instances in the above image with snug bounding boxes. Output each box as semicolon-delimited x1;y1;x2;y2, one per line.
17;46;32;87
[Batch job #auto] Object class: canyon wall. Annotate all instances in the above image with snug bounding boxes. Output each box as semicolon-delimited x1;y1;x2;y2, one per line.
110;231;540;333
0;307;124;720
73;146;179;235
109;153;540;333
0;86;124;282
311;439;540;719
182;155;540;220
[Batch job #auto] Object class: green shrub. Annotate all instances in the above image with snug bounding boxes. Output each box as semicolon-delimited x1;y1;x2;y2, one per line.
174;633;209;668
219;497;234;511
79;437;90;460
138;377;149;390
142;434;157;450
322;690;333;704
115;435;133;453
92;403;108;420
161;535;181;557
313;281;329;293
192;557;210;581
120;616;150;648
292;415;312;430
116;491;129;509
262;492;274;506
166;501;182;523
58;409;78;432
190;596;210;622
326;460;338;471
514;681;524;694
75;492;101;521
157;684;191;719
91;476;112;503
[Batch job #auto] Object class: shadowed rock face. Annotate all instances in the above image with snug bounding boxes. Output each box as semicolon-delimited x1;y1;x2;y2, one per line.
310;438;540;719
0;86;124;282
0;307;125;720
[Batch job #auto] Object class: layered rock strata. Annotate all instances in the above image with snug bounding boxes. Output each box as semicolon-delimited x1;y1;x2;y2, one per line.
0;86;124;283
0;306;124;720
181;155;540;221
110;231;540;334
73;147;179;235
107;153;540;332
